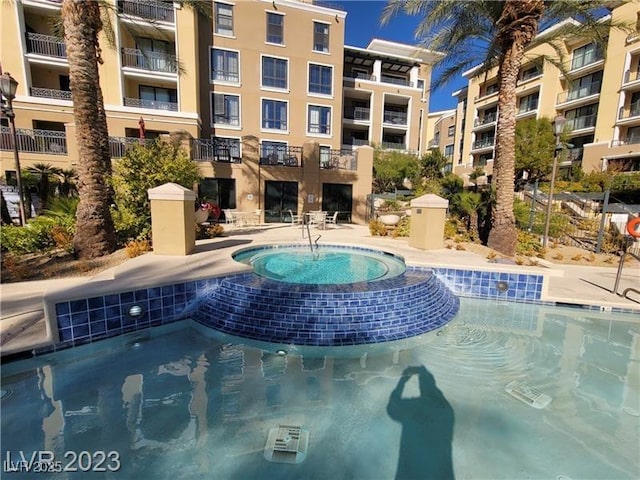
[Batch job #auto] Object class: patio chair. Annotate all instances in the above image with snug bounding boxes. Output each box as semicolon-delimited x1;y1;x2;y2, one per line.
222;209;237;227
288;209;302;227
325;211;339;228
308;211;327;230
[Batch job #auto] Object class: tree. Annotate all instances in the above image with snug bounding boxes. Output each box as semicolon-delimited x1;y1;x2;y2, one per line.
382;0;621;256
515;117;555;183
372;147;421;193
110;138;202;241
61;0;116;259
420;149;449;180
26;162;62;211
56;168;78;197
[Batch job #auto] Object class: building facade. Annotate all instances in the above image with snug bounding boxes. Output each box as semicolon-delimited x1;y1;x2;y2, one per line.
0;0;438;224
451;1;640;183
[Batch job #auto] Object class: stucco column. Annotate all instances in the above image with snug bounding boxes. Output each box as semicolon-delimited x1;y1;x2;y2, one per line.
148;182;196;255
302;141;320;212
409;194;449;250
353;146;374;224
241;135;261;219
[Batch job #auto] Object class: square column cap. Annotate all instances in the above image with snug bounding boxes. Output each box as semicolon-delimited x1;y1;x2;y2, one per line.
411;193;449;208
148;182;196;201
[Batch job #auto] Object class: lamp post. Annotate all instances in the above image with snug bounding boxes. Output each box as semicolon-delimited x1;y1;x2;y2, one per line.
542;113;566;248
0;72;27;226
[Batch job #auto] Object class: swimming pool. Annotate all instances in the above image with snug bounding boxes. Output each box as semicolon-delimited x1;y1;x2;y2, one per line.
2;298;638;479
232;245;406;284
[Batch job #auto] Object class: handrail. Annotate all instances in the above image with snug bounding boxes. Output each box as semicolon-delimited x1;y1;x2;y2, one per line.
621;287;640;304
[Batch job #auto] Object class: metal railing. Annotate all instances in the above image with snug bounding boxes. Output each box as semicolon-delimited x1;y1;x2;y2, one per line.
611;137;640;147
191;138;241;163
556;82;601;104
124;97;178;111
211;71;239;83
30;87;72;101
26;32;66;58
474;90;498;102
345;72;376;82
380;75;414;88
108;136;151;158
383;111;408;125
380;141;406;150
121;48;177;73
623;69;640;84
344;107;370;121
474;114;497;127
472;138;495;150
118;0;175;23
618;104;640;120
260;145;302;166
565;114;597;130
1;127;67;155
320;149;357;171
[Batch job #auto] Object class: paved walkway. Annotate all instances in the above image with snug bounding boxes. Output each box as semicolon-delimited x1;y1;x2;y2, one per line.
2;224;639;357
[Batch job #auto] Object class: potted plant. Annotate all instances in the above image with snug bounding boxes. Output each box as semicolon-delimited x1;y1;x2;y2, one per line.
376;199;404;226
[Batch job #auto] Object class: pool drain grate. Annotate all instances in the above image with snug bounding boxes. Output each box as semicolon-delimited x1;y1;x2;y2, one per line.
505;381;551;409
264;425;309;464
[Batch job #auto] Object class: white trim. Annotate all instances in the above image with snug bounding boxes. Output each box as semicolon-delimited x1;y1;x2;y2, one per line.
259;0;347;19
209;46;241;85
260;96;290;134
306;103;333;138
260;53;290;92
307;61;334;98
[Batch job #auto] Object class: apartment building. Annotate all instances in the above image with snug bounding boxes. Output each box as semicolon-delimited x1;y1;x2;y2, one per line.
1;0;438;224
450;1;640;183
425;109;456;169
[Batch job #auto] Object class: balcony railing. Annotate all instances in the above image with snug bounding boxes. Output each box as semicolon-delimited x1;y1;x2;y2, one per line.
611;137;640;147
556;82;601;104
344;107;370;121
383;111;408;125
118;0;175;23
124;97;178;111
380;75;414;88
472;138;495;150
121;48;177;73
474;89;499;102
343;138;369;147
320;149;357;171
565;114;597;131
30;87;72;101
623;69;640;84
618;104;640;120
474;114;497;127
380;141;406;150
26;32;66;58
108;137;151;158
191;138;241;163
260;145;302;166
566;147;583;163
1;127;67;155
345;72;376;82
428;139;440;148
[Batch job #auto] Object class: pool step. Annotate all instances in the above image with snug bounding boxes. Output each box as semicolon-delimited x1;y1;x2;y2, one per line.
194;271;459;346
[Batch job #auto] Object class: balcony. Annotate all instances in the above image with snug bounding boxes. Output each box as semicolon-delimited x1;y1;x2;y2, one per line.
380;75;413;88
30;87;72;101
622;68;640;87
383;110;407;126
471;138;495;152
26;32;66;58
191;138;241;163
123;97;178;111
121;48;177;74
380;141;406;150
611;137;640;147
320;149;357;171
344;72;376;82
118;0;174;23
473;114;497;128
556;83;601;106
617;105;640;124
343;138;369;147
109;137;151;158
565;114;596;132
344;107;370;121
1;127;67;155
260;145;302;167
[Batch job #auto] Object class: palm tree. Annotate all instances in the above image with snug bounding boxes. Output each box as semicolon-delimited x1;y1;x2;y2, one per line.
26;162;62;211
56;168;78;197
382;0;621;256
60;0;116;259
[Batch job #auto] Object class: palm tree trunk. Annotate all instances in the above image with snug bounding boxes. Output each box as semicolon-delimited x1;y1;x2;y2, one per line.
61;0;116;259
487;0;544;257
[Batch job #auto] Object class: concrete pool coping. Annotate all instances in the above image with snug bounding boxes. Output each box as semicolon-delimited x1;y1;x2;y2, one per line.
1;224;639;357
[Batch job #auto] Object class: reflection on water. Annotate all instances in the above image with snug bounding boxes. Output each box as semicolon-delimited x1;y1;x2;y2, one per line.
1;299;638;479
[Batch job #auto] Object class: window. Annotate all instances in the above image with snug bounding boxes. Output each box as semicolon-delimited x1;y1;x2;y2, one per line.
212;93;240;126
520;63;542;82
261;141;288;164
630;91;640;117
262;99;287;130
627;126;640;144
211;48;239;83
262;56;288;89
309;64;332;95
417;79;425;91
485;83;499;95
565;103;598;130
199;177;236;209
319;146;331;167
518;92;539;113
447;125;455;137
266;12;284;44
444;144;454;158
313;22;329;52
308;105;331;135
571;43;602;70
214;2;234;36
568;71;602;100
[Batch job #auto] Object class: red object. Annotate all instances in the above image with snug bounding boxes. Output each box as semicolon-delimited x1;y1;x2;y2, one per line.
138;117;146;140
626;217;640;238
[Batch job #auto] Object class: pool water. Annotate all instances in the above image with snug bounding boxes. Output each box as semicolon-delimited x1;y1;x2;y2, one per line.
1;298;638;479
232;246;406;284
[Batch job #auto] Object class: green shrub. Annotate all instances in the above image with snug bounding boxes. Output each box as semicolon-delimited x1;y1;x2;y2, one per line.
392;216;410;237
369;219;388;236
516;230;546;257
0;222;55;254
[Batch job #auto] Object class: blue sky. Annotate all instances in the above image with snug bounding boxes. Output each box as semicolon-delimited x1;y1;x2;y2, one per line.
336;0;468;113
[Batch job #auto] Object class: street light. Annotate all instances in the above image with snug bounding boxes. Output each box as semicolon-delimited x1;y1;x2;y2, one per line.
542;113;566;248
0;72;27;226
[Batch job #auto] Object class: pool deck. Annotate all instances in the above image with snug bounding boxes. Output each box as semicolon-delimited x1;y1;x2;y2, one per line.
1;223;639;357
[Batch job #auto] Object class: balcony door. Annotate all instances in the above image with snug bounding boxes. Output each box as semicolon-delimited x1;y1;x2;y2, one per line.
264;181;298;223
